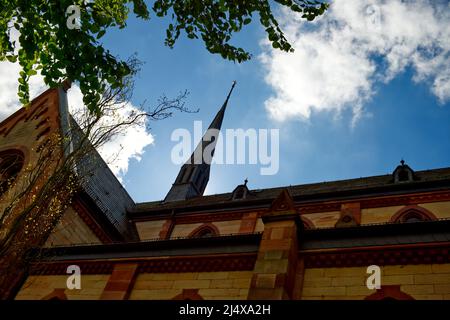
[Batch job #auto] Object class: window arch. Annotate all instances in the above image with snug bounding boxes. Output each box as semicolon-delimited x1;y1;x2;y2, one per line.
0;149;25;197
390;205;437;223
41;288;68;300
189;223;219;238
301;216;314;230
365;285;414;300
172;289;204;300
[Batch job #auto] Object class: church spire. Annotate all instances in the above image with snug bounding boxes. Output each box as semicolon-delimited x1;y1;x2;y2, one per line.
164;81;236;202
208;80;236;130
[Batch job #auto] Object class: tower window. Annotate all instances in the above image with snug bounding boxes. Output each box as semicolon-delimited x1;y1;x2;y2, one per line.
199;176;207;193
179;166;194;183
177;167;186;183
0;150;25;197
195;170;202;186
184;167;194;183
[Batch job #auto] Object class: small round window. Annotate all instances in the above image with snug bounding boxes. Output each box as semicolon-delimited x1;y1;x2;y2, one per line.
0;150;25;197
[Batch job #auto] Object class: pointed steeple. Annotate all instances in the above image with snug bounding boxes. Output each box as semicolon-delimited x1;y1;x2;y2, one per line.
208;80;236;130
164;81;236;202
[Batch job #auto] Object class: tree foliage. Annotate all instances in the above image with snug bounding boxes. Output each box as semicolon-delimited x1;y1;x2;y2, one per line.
0;0;328;113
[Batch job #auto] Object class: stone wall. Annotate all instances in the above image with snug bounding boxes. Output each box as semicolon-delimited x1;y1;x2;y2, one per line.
134;201;450;242
15;271;253;300
44;206;101;247
15;275;109;300
130;271;252;300
302;264;450;300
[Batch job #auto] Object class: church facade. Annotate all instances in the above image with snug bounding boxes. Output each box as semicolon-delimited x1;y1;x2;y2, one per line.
1;84;450;300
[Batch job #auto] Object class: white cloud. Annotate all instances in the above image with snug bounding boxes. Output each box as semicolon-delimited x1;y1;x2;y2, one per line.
0;62;153;181
260;0;450;124
67;86;154;180
0;61;46;120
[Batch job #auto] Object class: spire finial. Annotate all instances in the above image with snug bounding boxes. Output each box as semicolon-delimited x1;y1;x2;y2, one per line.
225;80;237;103
400;159;405;166
244;178;248;186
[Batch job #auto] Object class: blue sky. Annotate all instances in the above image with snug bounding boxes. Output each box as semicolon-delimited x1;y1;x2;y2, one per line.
96;0;450;203
2;1;448;204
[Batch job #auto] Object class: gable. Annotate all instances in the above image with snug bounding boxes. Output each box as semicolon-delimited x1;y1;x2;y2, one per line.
44;206;101;247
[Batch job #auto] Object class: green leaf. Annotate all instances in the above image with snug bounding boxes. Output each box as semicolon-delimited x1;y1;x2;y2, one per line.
3;0;328;113
97;30;106;39
5;55;17;63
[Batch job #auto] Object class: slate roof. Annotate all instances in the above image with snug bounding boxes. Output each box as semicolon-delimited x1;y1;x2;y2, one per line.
77;147;137;240
132;166;450;214
68;117;138;241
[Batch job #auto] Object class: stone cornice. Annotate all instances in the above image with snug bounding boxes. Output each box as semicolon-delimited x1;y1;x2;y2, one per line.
129;190;450;223
29;253;257;275
302;242;450;268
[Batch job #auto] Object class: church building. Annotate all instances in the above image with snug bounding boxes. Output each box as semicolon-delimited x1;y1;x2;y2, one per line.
1;83;450;300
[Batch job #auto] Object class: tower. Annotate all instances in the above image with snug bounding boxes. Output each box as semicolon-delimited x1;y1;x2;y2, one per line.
164;81;236;202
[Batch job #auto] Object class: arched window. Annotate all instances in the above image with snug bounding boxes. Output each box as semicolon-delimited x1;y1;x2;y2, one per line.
0;149;25;197
390;205;437;223
189;223;219;238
